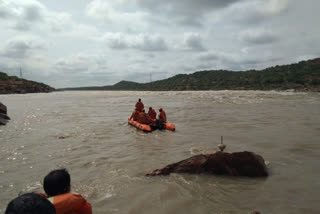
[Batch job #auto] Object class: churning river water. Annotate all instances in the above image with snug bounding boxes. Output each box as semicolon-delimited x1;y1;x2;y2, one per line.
0;91;320;214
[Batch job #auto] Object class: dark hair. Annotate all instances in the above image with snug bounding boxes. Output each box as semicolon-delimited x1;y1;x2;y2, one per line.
43;168;71;197
5;193;56;214
138;98;141;102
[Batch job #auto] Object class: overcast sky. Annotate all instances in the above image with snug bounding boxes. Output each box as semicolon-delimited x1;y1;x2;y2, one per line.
0;0;319;88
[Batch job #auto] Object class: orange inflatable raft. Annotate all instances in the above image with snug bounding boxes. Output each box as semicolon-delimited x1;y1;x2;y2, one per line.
128;119;175;132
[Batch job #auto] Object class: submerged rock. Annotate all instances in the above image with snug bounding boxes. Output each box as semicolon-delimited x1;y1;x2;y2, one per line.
0;102;10;125
146;151;268;177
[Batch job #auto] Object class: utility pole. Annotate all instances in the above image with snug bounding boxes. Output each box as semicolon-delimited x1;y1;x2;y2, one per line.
19;67;23;78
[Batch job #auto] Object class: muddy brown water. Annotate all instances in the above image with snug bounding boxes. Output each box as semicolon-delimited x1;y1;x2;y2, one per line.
0;91;319;214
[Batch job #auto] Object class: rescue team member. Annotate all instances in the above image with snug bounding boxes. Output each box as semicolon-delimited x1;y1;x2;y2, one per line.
158;108;167;123
138;109;153;124
129;108;139;121
135;98;144;112
157;107;167;130
5;193;56;214
148;106;157;120
41;168;92;214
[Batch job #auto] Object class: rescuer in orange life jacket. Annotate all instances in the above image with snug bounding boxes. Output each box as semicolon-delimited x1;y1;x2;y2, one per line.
129;108;140;121
158;107;167;123
157;107;167;130
41;168;92;214
135;98;144;112
147;106;157;120
138;109;153;125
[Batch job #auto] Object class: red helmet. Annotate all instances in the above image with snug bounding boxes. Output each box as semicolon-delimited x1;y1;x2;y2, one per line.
159;107;163;111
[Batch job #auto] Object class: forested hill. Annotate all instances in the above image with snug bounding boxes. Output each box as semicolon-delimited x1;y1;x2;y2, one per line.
59;58;320;92
0;72;55;94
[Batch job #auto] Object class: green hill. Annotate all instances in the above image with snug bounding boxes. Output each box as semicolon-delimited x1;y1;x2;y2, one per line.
59;57;320;91
0;72;55;94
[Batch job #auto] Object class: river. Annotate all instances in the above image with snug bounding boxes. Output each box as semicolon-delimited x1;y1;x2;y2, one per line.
0;90;319;214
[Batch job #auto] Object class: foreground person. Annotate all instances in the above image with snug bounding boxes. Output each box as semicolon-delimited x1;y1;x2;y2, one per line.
42;168;92;214
5;193;56;214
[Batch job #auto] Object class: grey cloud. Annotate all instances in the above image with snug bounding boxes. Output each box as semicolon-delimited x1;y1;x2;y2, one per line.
224;0;290;26
0;1;16;19
0;7;12;19
0;1;45;32
108;40;129;50
55;61;89;73
198;50;284;70
198;53;220;61
23;4;43;22
1;39;46;59
239;30;279;45
105;33;168;52
13;21;31;31
0;1;44;22
137;0;243;14
133;36;167;51
54;54;109;76
184;34;206;51
198;51;235;64
136;0;244;26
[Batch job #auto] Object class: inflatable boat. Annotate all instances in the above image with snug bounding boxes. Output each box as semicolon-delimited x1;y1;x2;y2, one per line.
128;119;152;132
128;119;175;132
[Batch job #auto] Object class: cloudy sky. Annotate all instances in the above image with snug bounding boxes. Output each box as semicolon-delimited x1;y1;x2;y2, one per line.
0;0;319;88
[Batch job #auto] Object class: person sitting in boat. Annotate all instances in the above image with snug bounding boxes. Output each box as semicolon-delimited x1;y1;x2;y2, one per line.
42;168;92;214
158;108;167;123
129;108;139;121
135;98;144;112
157;107;167;130
5;193;56;214
148;106;157;120
138;109;153;125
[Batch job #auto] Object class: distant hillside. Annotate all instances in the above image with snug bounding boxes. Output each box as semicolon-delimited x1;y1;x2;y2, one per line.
59;58;320;92
0;72;55;94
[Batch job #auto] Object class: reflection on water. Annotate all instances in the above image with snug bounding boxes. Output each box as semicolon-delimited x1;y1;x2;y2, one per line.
0;91;320;214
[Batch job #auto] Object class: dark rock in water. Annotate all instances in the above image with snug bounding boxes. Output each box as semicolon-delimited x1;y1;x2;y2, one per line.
0;102;10;125
146;151;268;177
0;102;7;114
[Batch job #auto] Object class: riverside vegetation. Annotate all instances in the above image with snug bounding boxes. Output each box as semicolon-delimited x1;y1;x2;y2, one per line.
59;58;320;92
1;58;319;94
0;72;55;94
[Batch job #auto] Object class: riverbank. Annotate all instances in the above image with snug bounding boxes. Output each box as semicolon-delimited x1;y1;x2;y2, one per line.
0;72;55;94
58;58;320;92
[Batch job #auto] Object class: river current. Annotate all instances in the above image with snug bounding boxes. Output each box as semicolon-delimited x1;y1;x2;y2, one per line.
0;90;319;214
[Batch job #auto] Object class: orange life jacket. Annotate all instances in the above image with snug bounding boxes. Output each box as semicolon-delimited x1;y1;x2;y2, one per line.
47;193;92;214
138;112;151;124
129;110;139;121
135;102;144;111
159;111;167;122
148;109;157;119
